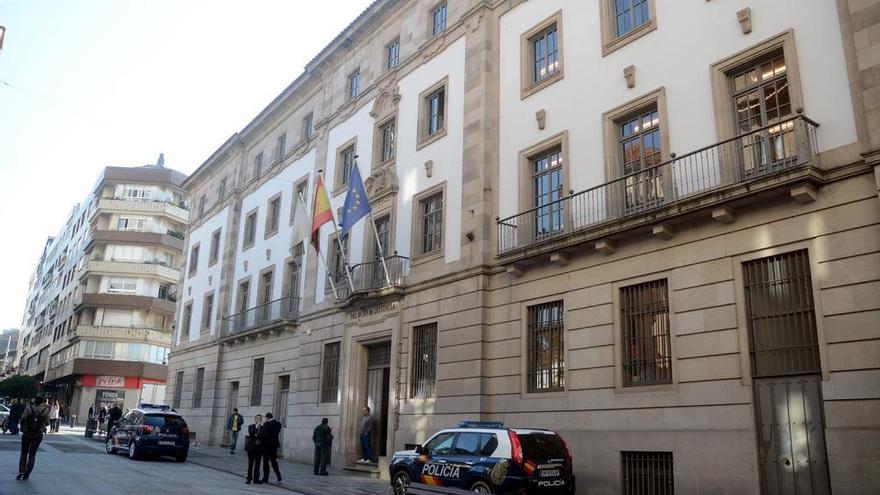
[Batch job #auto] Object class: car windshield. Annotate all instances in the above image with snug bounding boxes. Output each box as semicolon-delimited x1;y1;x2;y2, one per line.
519;433;566;460
144;414;187;432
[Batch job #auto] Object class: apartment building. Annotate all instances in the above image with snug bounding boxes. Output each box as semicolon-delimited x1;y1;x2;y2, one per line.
167;1;880;493
18;159;188;420
0;329;19;376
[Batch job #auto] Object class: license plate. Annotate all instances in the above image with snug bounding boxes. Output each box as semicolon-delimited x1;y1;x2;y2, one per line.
540;469;560;478
158;441;175;446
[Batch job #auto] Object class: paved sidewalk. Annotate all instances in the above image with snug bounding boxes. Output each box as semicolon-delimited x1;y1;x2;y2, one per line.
186;444;390;495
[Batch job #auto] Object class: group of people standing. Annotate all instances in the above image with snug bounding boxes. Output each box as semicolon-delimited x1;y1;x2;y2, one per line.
226;409;283;485
6;398;67;435
88;402;123;436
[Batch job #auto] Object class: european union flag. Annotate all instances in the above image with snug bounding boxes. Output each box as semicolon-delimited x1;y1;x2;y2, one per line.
340;163;372;237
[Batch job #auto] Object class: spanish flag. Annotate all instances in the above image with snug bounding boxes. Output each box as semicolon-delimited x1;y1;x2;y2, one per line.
310;175;333;251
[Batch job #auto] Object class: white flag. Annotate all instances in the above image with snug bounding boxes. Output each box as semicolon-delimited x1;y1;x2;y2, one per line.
291;196;311;246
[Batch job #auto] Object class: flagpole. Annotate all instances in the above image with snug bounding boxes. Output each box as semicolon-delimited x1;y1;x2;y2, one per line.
368;212;392;286
298;191;339;300
322;172;357;296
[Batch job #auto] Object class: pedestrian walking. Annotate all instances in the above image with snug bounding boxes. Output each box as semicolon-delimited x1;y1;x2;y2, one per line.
259;412;282;484
48;401;59;434
107;403;122;435
9;399;24;436
226;408;244;454
17;396;50;480
245;415;263;485
312;418;332;476
357;406;373;464
97;405;107;435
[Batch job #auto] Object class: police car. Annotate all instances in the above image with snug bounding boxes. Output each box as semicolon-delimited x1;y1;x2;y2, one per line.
390;421;575;494
105;404;190;462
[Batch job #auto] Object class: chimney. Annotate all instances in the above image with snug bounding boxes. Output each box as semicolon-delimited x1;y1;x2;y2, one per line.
157;153;165;168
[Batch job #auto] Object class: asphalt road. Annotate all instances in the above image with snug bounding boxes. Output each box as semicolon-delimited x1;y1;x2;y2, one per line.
0;428;299;495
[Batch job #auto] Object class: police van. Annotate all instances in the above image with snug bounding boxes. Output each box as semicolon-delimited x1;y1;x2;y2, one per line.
390;421;575;494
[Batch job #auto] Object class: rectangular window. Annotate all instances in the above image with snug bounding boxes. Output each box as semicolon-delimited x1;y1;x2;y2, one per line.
411;323;438;398
123;186;151;200
621;451;674;495
527;301;565;393
276;132;287;161
108;277;137;293
349;70;361;100
253;152;263;179
209;229;221;265
265;195;281;236
619;106;663;212
292;179;308;220
340;144;356;188
182;302;193;337
243;210;257;248
201;293;214;333
531;146;565;238
198;195;206;217
303;112;314;140
615;0;651;37
743;250;820;377
419;193;443;255
172;370;184;408
285;259;301;301
258;269;274;306
188;244;200;274
386;38;400;70
426;88;445;136
379;119;396;163
192;367;205;408
321;342;341;403
250;358;264;406
117;217;147;232
237;280;250;314
431;3;448;36
621;279;672;386
218;178;227;200
531;24;559;83
328;235;350;289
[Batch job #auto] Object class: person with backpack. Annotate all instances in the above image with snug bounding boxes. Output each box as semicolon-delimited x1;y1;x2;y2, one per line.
17;396;50;480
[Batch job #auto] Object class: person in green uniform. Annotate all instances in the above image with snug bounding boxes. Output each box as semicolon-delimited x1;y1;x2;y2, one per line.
312;417;333;475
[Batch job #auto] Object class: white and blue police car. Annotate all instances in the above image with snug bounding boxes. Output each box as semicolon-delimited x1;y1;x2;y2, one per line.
390;421;575;494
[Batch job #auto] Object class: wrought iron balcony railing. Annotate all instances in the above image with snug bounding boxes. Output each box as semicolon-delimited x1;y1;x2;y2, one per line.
497;114;820;256
334;255;409;302
221;296;300;337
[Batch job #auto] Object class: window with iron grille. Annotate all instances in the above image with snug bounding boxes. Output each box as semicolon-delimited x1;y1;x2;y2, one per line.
527;301;565;393
419;193;443;255
250;357;265;406
172;370;184;408
622;451;673;495
321;342;341;403
621;279;672;386
192;367;205;408
743;250;820;377
411;323;437;398
614;0;651;37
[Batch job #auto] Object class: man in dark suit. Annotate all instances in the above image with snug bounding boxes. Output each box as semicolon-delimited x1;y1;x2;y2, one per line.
245;415;263;484
312;417;332;475
260;412;282;484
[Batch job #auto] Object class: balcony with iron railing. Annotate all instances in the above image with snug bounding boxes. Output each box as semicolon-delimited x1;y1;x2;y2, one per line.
497;114;821;262
220;296;300;340
333;254;409;303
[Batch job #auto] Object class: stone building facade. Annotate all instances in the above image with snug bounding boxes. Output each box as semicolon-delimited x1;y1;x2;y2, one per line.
168;1;880;493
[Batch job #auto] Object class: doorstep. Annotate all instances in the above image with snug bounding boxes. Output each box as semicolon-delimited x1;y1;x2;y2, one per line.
343;463;381;479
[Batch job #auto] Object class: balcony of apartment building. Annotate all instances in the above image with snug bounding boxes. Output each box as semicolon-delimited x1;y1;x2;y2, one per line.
83;229;184;255
496;114;821;271
333;254;409;306
219;297;301;344
73;291;177;317
89;196;189;225
77;257;180;285
45;337;169;383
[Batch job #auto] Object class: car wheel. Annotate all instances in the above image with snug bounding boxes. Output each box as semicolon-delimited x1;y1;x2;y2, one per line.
105;436;117;454
392;470;411;494
175;453;188;463
469;480;493;493
128;440;139;460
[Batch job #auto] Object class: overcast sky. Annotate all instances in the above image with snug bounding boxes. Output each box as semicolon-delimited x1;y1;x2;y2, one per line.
0;0;375;329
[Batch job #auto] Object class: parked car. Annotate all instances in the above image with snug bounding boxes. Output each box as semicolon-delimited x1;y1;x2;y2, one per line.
0;404;9;433
390;421;575;494
105;404;189;462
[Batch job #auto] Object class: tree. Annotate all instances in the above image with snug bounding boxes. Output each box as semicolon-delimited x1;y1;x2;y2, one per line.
0;375;37;399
